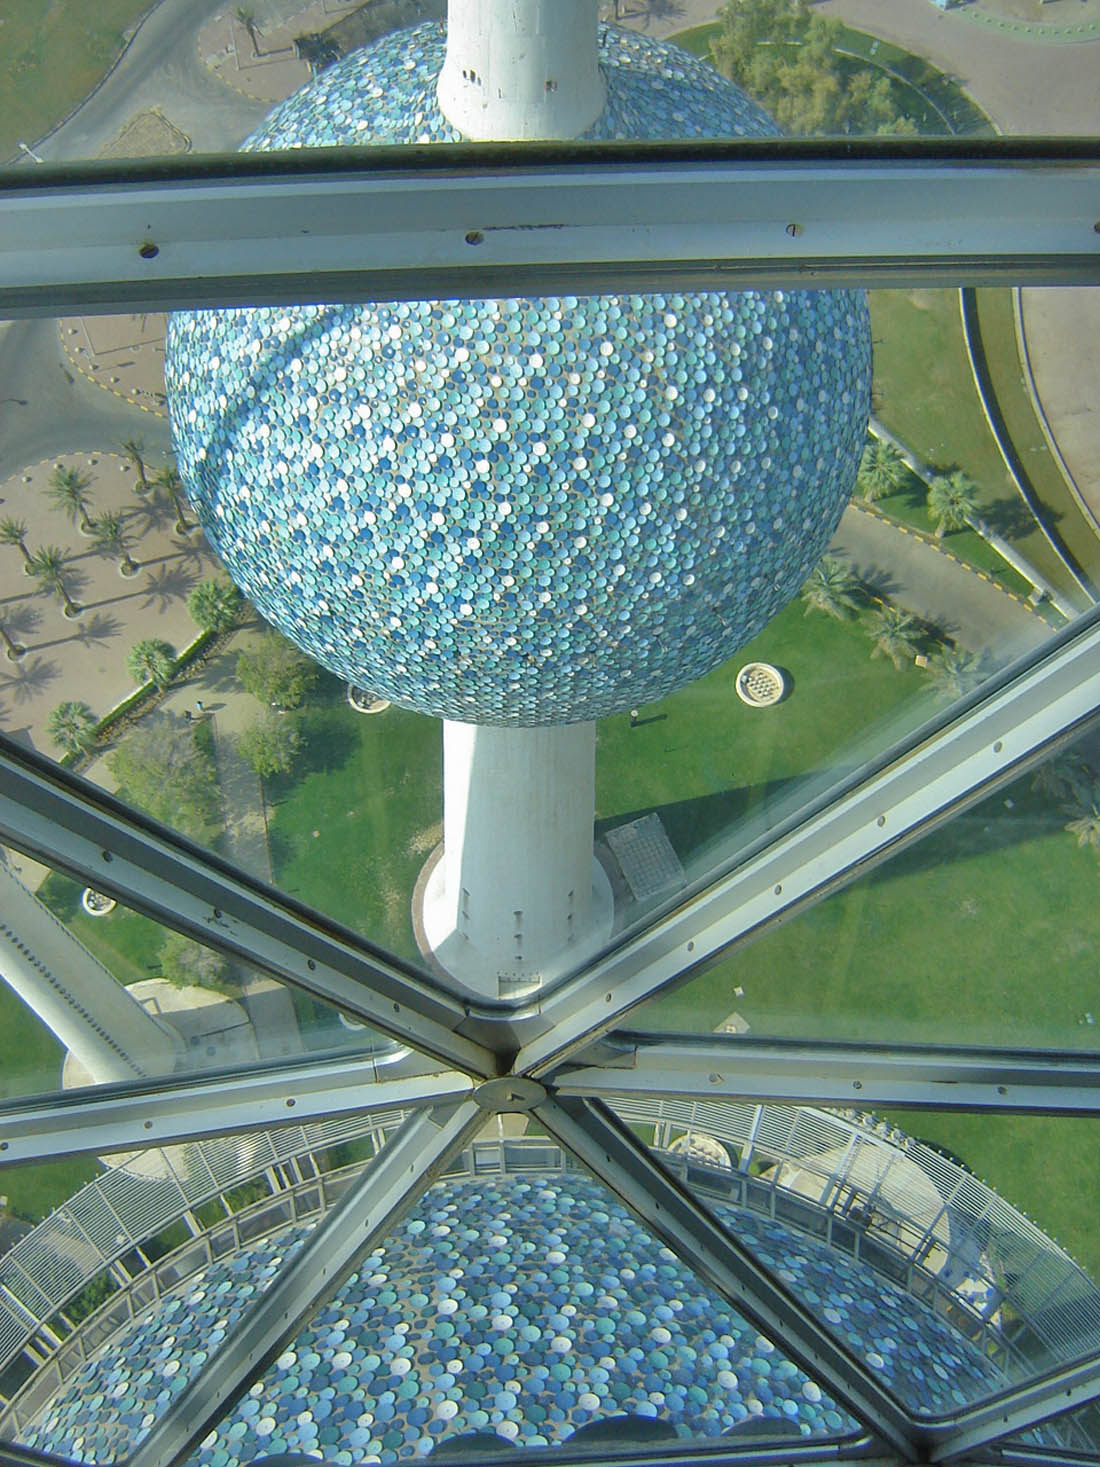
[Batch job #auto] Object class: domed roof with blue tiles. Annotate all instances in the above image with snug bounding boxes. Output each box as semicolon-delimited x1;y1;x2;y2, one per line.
166;24;871;724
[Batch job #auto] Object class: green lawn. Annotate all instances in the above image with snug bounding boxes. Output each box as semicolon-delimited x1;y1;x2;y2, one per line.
264;674;443;965
868;288;1078;598
645;739;1100;1276
257;607;933;963
0;0;155;162
669;22;993;136
595;595;930;882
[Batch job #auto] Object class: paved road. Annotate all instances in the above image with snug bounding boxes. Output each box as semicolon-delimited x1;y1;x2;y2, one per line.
1018;288;1100;535
0;321;172;483
812;0;1099;134
33;0;270;162
831;505;1051;659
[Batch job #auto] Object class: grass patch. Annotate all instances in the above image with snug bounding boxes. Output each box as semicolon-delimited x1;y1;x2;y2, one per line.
263;673;442;964
38;873;167;987
2;1157;102;1228
596;596;930;883
645;750;1100;1276
0;0;155;162
668;21;993;135
869;288;1076;594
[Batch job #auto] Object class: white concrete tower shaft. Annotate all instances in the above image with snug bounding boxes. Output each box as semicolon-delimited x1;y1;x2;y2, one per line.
0;862;180;1086
421;0;614;998
421;723;613;999
437;0;606;140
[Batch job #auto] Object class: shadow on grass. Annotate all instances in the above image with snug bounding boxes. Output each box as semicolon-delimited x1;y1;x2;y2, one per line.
597;773;812;866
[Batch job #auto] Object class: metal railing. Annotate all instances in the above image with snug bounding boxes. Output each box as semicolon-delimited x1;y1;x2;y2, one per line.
612;1098;1100;1390
0;1110;396;1397
3;1102;1098;1447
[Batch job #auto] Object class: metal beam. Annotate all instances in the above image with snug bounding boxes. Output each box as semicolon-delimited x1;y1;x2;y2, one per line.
929;1357;1100;1460
126;1098;484;1467
534;1094;927;1462
0;735;499;1078
558;1035;1100;1114
518;611;1100;1077
0;144;1098;316
0;1055;471;1166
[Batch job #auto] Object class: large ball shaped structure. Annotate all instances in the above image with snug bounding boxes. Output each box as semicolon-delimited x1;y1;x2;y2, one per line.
166;25;871;725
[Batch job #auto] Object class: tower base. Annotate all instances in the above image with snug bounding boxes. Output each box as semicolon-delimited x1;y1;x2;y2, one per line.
413;720;614;1002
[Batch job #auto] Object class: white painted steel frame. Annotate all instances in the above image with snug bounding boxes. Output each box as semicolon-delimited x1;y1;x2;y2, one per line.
0;144;1098;1467
0;145;1098;316
126;1100;484;1467
0;1057;471;1165
558;1036;1100;1114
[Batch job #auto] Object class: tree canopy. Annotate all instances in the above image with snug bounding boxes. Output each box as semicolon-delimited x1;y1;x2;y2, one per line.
127;638;176;690
710;0;918;137
237;708;303;778
108;713;219;843
237;630;318;710
189;577;245;636
47;701;98;756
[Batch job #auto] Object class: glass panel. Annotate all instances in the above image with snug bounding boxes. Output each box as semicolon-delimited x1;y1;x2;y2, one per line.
0;0;1090;172
4;271;1095;1005
0;855;398;1102
1;1118;401;1461
8;1135;856;1463
1011;1402;1100;1455
640;715;1100;1049
619;1101;1100;1417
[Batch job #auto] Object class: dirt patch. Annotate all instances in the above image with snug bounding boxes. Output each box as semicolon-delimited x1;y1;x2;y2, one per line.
407;820;443;857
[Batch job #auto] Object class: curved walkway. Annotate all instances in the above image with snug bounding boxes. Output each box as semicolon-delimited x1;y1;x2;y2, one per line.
1018;288;1100;536
810;0;1100;134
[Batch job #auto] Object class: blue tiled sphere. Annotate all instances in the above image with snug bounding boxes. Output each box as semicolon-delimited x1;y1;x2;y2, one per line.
166;25;871;724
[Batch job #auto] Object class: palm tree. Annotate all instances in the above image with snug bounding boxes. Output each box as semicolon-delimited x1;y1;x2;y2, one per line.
152;464;195;534
47;464;95;534
120;438;151;495
801;557;861;621
29;544;81;618
235;5;262;55
857;439;907;503
91;511;139;576
0;516;35;575
1064;785;1100;855
189;577;244;635
1033;753;1093;808
866;603;920;669
127;638;176;690
927;470;979;539
0;623;25;661
926;643;987;699
46;700;98;756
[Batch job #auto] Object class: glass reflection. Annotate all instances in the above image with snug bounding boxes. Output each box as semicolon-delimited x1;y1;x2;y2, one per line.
0;858;395;1104
621;1102;1100;1420
1;0;1093;172
641;715;1100;1050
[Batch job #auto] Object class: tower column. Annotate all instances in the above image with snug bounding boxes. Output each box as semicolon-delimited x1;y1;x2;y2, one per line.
437;0;606;140
420;722;613;1000
0;862;181;1086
